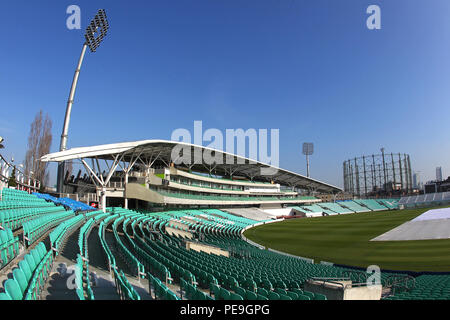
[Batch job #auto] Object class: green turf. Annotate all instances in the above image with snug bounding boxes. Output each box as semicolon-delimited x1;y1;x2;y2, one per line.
244;207;450;272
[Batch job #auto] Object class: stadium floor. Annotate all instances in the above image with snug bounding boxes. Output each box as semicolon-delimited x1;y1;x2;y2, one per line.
244;207;450;272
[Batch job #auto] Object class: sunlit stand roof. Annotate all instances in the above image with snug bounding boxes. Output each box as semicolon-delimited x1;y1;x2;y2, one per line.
41;139;342;194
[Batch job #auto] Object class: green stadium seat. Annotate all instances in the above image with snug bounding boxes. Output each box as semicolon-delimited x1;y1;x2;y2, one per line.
0;292;12;300
286;291;299;300
13;268;29;295
314;293;327;300
230;292;244;300
5;279;23;300
246;290;258;300
303;290;315;299
279;293;292;300
268;292;280;300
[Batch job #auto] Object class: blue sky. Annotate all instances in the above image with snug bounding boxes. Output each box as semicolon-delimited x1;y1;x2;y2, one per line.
1;0;449;188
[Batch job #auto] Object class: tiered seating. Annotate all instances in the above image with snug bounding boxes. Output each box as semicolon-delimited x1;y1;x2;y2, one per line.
222;208;274;221
112;267;141;300
97;214;142;300
289;206;313;215
304;204;335;215
112;215;145;278
0;227;20;268
57;198;94;212
1;188;40;201
149;272;181;300
2;188;447;301
32;192;58;202
384;274;450;300
33;193;94;212
318;202;353;214
180;277;213;300
354;199;388;211
0;242;53;300
398;192;450;208
77;213;108;300
378;199;399;209
156;189;316;203
49;215;85;255
1;189;65;230
338;201;370;213
109;208;376;301
23;210;75;246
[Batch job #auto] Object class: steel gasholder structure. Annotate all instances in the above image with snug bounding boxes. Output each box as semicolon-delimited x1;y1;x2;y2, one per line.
343;152;412;197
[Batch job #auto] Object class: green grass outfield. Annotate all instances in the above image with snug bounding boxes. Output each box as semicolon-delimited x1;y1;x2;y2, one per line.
244;207;450;272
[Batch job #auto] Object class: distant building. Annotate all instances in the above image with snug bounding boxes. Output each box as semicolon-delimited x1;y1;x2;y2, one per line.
413;172;420;189
424;176;450;194
436;167;443;182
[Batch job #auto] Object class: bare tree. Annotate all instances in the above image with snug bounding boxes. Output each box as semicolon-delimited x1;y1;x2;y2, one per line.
24;110;53;186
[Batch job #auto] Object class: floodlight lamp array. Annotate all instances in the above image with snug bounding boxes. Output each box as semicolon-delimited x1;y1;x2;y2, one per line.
302;142;314;156
84;9;109;52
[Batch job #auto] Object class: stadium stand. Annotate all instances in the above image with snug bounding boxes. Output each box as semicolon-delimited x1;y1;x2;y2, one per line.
0;187;447;300
377;199;399;209
23;210;75;246
155;189;314;203
337;200;370;213
398;192;450;208
353;199;388;211
384;274;450;300
220;208;274;222
33;193;94;212
0;241;53;300
304;204;336;216
0;227;20;268
318;202;354;214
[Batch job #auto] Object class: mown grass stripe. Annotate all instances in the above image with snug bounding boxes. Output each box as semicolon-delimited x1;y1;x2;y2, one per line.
244;207;450;272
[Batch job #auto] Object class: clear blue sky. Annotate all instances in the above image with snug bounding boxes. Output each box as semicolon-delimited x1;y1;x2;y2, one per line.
1;0;449;188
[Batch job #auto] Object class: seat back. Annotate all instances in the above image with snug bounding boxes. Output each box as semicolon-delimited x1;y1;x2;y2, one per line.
268;292;280;300
0;292;12;300
5;279;23;300
13;268;29;294
19;260;32;280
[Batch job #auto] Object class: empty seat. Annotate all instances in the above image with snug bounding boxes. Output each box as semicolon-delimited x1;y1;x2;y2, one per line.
5;279;23;300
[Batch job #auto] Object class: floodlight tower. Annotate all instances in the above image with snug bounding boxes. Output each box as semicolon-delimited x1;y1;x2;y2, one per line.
302;142;314;178
57;9;109;193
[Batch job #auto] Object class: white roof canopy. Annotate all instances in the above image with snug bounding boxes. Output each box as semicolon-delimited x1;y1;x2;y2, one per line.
41;139;342;193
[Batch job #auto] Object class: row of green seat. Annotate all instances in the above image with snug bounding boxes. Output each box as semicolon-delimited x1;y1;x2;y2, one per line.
0;188;44;201
97;213;141;300
49;214;85;255
76;211;110;300
0;242;52;300
156;189;314;203
384;274;450;300
112;216;145;278
1;206;69;230
77;216;100;300
180;277;213;300
0;199;54;210
148;272;180;300
112;267;141;300
0;227;20;269
23;210;74;246
353;199;388;211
